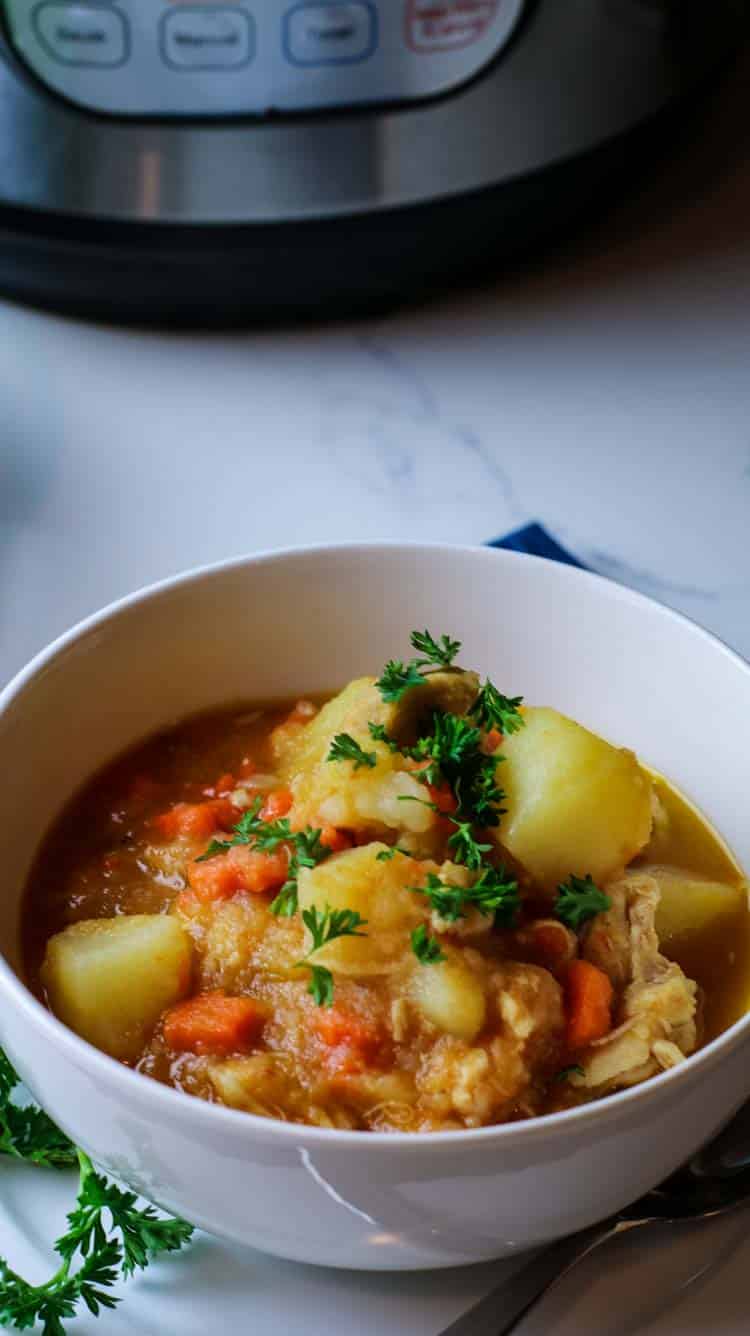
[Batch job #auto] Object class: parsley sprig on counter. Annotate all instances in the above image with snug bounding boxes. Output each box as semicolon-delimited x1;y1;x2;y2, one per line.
0;1048;193;1335
297;906;368;1007
555;875;611;930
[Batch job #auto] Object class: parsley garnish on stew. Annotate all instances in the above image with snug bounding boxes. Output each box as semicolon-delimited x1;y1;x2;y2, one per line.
410;924;446;966
468;681;524;736
376;629;462;702
409;631;462;670
555;875;611;931
0;1048;192;1335
367;722;400;752
414;868;519;926
326;733;377;770
193;802;330;918
296;905;368;1006
376;659;426;703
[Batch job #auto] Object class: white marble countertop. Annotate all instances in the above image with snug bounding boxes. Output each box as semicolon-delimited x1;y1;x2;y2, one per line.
1;47;749;689
1;41;750;1336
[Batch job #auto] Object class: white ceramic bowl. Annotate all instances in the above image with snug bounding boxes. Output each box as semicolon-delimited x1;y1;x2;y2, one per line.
1;543;749;1271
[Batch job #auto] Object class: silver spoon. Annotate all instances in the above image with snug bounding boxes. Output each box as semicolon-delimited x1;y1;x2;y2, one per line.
440;1097;750;1336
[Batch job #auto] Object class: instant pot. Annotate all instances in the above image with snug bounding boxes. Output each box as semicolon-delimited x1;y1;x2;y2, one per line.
0;0;744;322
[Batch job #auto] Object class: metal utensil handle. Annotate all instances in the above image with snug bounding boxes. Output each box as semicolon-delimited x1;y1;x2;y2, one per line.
439;1216;648;1336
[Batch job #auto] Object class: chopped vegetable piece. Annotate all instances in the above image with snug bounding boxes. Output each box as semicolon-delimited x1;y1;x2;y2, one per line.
499;707;653;892
564;959;614;1051
153;799;235;842
319;824;354;853
260;788;294;821
164;992;265;1054
41;915;192;1061
410;957;486;1039
188;844;289;901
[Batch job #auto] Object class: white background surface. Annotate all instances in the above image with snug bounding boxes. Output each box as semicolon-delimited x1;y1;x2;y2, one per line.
1;36;750;1336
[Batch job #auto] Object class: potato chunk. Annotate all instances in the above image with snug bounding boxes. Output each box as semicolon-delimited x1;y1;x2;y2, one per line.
277;669;480;783
498;707;652;892
642;865;747;950
297;844;424;975
41;915;192;1061
411;959;487;1041
277;677;387;781
388;669;480;744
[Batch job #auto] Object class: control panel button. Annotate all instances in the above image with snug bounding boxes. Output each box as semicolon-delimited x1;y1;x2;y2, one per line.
406;0;500;53
32;2;128;67
161;6;254;70
284;2;377;66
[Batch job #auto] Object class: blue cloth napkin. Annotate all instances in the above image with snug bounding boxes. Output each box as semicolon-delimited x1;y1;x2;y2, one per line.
487;522;587;570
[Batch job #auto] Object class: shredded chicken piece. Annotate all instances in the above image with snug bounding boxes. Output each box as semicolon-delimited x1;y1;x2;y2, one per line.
417;963;564;1125
572;873;697;1092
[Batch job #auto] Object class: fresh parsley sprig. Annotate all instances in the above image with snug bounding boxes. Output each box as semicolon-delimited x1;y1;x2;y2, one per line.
0;1049;193;1335
269;826;331;918
297;905;368;1006
555;874;611;930
410;925;446;966
469;682;524;737
410;631;462;670
375;630;462;703
193;803;330;918
413;867;519;926
0;1052;77;1171
368;722;400;752
326;733;376;770
409;712;482;788
413;873;466;923
465;866;520;925
446;819;492;871
375;660;425;704
194;798;267;861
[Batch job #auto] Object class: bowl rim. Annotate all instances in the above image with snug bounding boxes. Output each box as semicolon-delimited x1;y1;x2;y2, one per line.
2;538;749;1152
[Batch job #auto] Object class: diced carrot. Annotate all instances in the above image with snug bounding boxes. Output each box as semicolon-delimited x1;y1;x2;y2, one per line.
484;729;503;753
313;1008;383;1073
261;788;293;822
428;782;458;816
564;959;614;1051
164;992;265;1055
188;843;289;902
320;825;354;853
152;798;237;843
